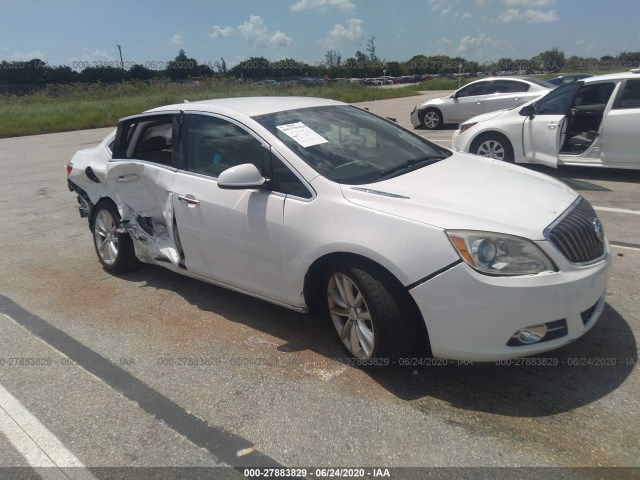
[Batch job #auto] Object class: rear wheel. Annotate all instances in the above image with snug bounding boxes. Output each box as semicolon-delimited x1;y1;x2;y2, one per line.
471;133;514;163
420;108;443;130
325;263;416;362
91;201;139;273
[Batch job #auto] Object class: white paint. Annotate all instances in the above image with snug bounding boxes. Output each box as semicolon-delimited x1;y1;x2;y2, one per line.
594;206;640;215
0;382;97;479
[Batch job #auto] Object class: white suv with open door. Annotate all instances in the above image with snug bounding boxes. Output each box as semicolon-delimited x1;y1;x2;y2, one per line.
452;71;640;169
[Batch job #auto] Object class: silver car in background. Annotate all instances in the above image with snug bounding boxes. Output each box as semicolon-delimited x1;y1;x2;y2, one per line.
410;77;553;129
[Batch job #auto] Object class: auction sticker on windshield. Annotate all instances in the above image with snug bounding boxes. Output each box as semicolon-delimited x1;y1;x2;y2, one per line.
276;122;328;147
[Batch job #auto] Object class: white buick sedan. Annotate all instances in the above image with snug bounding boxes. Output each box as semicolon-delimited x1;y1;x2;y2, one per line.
67;97;610;363
452;71;640;169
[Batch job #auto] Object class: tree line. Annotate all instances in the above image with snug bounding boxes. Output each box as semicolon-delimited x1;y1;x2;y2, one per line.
2;46;639;94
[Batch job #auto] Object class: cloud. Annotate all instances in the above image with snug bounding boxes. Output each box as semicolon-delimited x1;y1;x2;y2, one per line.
69;48;114;64
503;0;553;6
522;8;558;22
497;8;521;22
438;37;452;44
461;12;472;18
67;48;115;69
428;0;452;15
170;34;183;45
497;7;558;22
270;30;294;47
290;0;356;12
322;18;365;48
210;25;235;38
238;15;293;48
7;50;46;61
476;0;554;5
456;33;511;58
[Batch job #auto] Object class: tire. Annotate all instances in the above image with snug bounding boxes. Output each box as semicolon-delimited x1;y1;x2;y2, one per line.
471;133;514;163
325;263;416;362
420;108;443;130
91;201;139;273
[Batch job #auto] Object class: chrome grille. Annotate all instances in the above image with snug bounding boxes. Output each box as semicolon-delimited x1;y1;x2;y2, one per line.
546;197;605;264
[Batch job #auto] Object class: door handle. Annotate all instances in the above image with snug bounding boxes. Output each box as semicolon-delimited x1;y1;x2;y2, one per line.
116;174;139;183
547;122;557;130
178;194;200;206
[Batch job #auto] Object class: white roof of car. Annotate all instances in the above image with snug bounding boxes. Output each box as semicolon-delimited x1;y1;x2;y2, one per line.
583;71;639;83
148;96;344;117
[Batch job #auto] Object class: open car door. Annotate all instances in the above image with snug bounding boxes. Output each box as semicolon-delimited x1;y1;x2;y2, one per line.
522;82;582;168
106;112;183;266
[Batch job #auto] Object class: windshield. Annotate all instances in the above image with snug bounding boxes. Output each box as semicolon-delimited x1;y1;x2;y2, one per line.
253;105;450;185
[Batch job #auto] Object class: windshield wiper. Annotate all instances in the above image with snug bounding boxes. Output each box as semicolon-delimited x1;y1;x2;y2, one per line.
376;156;444;180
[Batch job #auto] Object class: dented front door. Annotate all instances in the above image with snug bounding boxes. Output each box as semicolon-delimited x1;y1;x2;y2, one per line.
106;162;181;265
105;112;182;266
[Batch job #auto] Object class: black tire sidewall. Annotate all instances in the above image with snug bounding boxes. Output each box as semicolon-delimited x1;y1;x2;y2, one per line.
90;201;138;273
324;262;416;362
472;133;514;163
421;108;442;129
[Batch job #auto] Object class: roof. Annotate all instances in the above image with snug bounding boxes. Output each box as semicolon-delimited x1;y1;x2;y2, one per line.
584;71;640;83
148;96;344;117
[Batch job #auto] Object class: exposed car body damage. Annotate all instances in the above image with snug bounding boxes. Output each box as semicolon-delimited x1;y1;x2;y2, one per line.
106;162;182;266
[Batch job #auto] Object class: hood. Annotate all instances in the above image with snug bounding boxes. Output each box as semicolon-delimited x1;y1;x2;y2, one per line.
340;153;577;240
419;95;449;107
461;109;510;125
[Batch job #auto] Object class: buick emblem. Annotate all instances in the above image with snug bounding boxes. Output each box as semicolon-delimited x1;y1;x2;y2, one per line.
592;218;604;242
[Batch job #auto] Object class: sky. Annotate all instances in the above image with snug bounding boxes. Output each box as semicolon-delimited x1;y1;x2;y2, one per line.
1;0;639;70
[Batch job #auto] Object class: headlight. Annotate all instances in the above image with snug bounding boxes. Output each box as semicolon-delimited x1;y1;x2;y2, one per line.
459;122;477;134
446;230;556;276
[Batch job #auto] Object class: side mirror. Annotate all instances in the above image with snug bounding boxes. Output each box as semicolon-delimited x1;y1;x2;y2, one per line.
519;105;535;117
217;163;270;190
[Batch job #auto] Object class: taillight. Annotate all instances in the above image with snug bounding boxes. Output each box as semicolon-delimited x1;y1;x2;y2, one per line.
66;162;73;177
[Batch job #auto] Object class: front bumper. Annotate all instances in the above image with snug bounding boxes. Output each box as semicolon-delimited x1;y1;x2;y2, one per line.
409;107;421;128
451;128;469;152
409;244;611;361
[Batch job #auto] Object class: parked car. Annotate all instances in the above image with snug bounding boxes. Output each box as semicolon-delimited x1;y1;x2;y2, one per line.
410;77;553;129
67;97;609;363
452;71;640;169
547;73;594;87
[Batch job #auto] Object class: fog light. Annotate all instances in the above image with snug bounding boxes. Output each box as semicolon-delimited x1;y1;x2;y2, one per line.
515;324;548;345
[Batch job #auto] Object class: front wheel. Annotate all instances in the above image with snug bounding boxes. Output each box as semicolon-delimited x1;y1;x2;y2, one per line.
471;133;514;163
420;108;443;130
325;263;416;362
91;201;139;273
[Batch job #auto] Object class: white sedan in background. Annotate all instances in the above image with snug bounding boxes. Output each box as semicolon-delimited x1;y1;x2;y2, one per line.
410;77;552;129
67;97;610;363
452;71;640;169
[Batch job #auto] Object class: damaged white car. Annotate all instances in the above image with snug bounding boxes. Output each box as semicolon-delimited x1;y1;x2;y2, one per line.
67;97;610;362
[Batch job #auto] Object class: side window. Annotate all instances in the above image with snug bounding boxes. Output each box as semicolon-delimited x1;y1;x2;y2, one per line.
613;79;640;109
455;81;490;98
490;80;529;94
535;82;582;115
574;83;615;106
271;157;312;199
130;118;174;165
183;114;269;178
